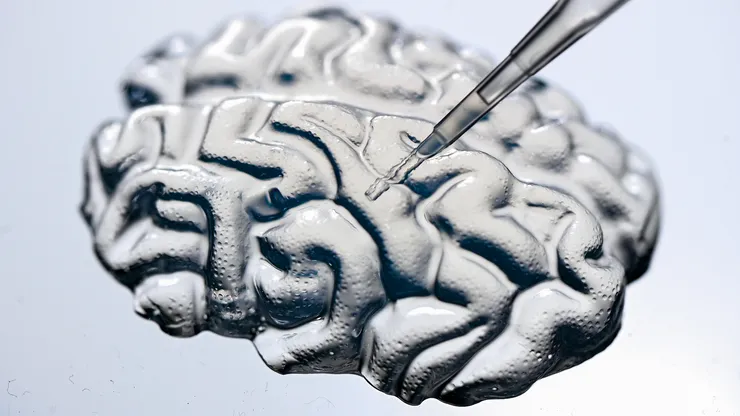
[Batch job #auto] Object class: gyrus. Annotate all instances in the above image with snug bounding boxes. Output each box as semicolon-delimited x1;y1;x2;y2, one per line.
80;6;660;407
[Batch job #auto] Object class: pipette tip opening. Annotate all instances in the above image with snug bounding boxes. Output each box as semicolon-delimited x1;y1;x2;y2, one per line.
364;148;427;201
365;179;390;201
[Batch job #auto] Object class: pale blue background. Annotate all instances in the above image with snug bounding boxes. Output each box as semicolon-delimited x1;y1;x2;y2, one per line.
1;0;738;415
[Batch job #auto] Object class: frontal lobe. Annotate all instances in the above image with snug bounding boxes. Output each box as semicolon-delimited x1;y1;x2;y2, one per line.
81;5;661;408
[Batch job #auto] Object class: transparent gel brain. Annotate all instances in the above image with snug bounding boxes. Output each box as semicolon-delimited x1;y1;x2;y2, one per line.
80;6;660;407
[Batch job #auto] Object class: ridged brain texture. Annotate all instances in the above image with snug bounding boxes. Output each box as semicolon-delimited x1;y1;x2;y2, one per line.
80;7;660;407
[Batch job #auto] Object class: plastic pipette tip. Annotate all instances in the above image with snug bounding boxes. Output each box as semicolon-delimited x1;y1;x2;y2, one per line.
365;178;390;201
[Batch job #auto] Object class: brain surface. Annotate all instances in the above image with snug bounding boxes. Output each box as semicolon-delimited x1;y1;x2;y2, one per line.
80;6;660;407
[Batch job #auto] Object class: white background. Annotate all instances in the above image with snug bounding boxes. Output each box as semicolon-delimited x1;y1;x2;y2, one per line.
1;0;738;415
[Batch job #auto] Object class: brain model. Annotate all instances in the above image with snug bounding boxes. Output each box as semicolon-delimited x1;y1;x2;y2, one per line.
80;6;660;407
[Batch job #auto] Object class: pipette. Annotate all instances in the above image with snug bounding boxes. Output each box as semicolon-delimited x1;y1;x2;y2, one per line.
365;0;632;200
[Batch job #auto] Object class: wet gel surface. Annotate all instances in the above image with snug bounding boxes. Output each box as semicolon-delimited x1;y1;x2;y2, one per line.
80;6;660;407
